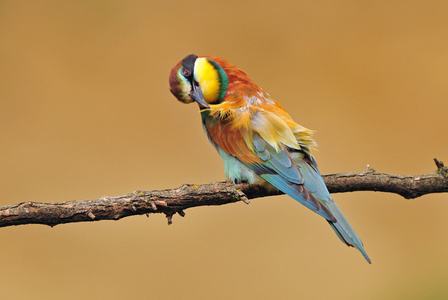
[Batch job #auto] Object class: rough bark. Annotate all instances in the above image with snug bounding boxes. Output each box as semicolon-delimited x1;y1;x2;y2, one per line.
1;158;447;228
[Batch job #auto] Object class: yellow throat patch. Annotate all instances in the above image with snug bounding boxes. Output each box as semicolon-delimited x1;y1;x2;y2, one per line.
194;57;220;104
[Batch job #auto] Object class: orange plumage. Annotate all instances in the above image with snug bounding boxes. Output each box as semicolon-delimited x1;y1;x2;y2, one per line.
169;54;371;263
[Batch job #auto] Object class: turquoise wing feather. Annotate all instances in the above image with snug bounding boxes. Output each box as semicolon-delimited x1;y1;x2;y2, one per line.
250;134;371;263
250;133;336;222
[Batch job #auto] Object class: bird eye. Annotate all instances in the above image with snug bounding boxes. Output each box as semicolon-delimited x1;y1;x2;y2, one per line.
181;69;191;77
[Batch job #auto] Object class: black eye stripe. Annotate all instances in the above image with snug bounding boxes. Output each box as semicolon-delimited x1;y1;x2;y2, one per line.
180;54;198;79
181;54;198;69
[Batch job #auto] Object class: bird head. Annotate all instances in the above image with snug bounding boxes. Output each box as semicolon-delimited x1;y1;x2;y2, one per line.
169;54;229;109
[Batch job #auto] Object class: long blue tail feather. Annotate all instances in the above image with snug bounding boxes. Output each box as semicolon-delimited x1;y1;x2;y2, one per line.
326;201;371;264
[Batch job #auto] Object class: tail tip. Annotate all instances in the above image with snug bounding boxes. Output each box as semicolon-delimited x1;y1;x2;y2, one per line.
359;248;372;264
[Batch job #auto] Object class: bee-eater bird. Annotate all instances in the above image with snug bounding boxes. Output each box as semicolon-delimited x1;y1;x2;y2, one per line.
169;54;371;263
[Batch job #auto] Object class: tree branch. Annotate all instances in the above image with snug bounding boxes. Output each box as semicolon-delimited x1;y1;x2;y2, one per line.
1;158;447;228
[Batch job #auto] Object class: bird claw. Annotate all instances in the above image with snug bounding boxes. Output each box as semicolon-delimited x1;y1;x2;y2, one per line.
150;202;157;210
149;200;167;211
235;189;250;204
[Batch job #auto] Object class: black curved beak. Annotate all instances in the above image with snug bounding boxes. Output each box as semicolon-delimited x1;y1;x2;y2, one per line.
191;80;210;109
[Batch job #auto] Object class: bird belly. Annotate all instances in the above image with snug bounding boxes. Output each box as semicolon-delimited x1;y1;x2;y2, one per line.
216;147;262;184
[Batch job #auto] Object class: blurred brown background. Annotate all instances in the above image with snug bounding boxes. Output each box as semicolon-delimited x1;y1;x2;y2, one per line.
1;1;447;299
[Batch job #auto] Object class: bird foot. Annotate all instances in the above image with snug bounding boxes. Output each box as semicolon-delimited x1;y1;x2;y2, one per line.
234;189;250;204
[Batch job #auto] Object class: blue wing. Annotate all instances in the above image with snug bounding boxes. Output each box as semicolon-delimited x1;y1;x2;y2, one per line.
249;133;371;263
250;134;336;222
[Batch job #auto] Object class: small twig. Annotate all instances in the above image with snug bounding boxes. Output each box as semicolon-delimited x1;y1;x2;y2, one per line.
434;157;448;177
